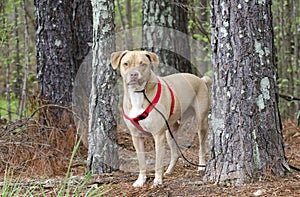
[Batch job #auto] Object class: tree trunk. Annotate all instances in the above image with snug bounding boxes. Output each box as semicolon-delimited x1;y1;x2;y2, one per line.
204;0;287;185
18;0;29;120
34;0;92;127
88;0;119;174
294;0;300;125
281;0;295;119
125;0;133;49
13;0;21;98
142;0;192;75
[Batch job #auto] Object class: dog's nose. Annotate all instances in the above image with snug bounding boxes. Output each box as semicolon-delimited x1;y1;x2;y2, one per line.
130;71;139;80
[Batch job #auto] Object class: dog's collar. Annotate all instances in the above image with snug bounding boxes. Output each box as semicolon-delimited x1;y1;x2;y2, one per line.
122;78;175;136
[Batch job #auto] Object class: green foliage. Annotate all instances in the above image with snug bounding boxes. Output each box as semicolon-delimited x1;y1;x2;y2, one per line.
0;0;37;121
0;96;18;120
272;0;300;120
114;0;142;30
0;0;299;122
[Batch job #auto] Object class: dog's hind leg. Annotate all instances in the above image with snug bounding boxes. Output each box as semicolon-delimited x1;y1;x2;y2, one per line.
193;88;210;172
197;115;208;171
197;110;208;171
131;134;147;187
164;121;180;176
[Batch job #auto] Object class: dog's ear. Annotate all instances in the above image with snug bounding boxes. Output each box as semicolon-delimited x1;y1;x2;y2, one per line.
110;51;128;70
145;51;159;68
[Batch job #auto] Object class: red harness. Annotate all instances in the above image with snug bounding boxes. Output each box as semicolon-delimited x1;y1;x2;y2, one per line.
122;79;175;136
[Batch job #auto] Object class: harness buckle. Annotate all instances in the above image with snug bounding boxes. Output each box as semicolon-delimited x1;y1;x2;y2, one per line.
138;111;149;120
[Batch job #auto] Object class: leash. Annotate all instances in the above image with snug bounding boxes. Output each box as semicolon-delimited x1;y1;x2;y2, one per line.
289;164;300;172
136;88;206;168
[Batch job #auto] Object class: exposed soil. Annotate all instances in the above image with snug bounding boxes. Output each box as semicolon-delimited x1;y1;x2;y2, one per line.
0;119;299;196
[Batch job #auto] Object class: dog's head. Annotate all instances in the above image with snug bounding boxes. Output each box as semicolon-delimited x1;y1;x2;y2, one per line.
111;51;159;91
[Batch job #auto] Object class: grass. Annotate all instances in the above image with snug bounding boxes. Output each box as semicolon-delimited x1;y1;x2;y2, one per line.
0;136;111;197
0;96;19;120
0;95;40;122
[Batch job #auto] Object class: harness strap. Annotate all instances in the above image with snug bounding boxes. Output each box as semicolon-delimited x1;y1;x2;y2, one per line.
122;78;175;136
163;79;175;117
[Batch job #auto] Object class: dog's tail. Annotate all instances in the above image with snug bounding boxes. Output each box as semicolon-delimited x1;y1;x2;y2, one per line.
202;76;212;87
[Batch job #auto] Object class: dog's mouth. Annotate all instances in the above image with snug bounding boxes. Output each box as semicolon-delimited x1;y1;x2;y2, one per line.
127;80;140;86
127;79;146;91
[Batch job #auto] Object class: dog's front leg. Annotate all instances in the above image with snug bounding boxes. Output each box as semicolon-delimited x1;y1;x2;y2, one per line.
153;131;166;186
132;134;147;187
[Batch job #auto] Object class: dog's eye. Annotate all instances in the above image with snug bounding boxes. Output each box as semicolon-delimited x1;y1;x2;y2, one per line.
123;62;128;67
141;63;147;67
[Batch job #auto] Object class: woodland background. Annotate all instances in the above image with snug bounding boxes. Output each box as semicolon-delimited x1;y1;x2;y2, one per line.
0;0;300;196
0;0;299;122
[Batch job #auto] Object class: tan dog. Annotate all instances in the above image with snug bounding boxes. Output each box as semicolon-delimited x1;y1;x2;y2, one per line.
111;50;211;187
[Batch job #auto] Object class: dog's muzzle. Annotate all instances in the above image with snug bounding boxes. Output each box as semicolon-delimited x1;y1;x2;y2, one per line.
127;71;142;86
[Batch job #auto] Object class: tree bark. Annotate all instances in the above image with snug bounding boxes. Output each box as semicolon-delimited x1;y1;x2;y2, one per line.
142;0;192;75
34;0;92;127
204;0;287;185
88;0;119;173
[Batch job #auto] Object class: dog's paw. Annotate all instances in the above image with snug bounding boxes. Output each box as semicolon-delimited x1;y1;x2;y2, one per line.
163;171;170;177
163;169;173;177
132;176;147;187
198;166;206;172
153;177;163;186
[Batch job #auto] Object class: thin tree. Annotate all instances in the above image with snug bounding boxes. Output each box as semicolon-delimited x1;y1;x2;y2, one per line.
88;0;119;173
13;0;21;98
204;0;288;184
18;0;29;119
116;0;133;49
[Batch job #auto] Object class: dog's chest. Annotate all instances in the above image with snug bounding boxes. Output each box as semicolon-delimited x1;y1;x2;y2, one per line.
126;90;161;132
128;91;144;118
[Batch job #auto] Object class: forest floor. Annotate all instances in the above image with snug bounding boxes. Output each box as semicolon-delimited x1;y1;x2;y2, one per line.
0;119;299;196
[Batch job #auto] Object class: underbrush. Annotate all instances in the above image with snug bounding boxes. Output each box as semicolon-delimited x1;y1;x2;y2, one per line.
0;121;110;196
0;118;299;196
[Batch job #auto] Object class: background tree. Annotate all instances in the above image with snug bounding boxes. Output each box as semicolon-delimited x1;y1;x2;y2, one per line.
13;0;21;98
1;0;299;124
142;0;192;75
189;0;211;76
116;0;133;49
273;0;300;121
18;0;30;120
204;0;288;184
88;0;119;173
34;0;92;127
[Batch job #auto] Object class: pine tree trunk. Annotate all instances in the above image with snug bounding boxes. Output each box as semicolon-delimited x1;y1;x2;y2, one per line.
142;0;192;75
34;0;92;127
88;0;119;173
204;0;287;185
